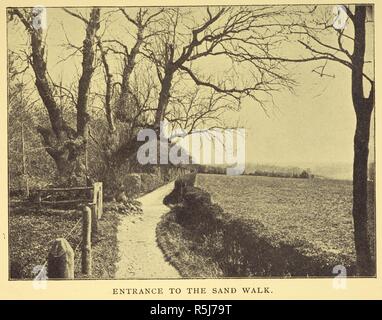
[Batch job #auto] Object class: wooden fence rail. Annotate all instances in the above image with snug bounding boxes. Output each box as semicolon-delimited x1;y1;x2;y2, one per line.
35;183;102;217
37;186;93;192
43;183;103;279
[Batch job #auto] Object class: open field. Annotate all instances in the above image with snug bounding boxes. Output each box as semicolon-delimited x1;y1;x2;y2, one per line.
195;174;375;271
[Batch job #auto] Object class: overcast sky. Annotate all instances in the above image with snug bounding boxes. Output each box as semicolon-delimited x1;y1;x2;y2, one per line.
8;6;375;167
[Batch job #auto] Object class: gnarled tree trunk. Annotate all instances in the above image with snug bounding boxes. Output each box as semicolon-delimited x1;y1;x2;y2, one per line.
154;65;175;131
12;8;100;186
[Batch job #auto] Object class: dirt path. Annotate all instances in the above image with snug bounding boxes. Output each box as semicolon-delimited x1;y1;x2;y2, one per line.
115;182;180;279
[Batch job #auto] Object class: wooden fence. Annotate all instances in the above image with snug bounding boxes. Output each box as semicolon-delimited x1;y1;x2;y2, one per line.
36;182;103;216
37;182;103;279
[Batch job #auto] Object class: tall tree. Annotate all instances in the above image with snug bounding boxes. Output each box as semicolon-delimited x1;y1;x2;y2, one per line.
97;8;164;132
296;5;375;276
143;7;294;132
9;8;101;185
147;5;374;275
93;8;165;172
349;6;374;276
249;5;374;275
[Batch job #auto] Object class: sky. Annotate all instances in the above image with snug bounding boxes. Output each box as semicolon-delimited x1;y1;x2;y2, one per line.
241;61;375;166
7;5;375;170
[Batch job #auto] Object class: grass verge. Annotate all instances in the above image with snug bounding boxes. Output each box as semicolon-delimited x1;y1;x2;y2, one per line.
156;209;223;278
157;174;376;277
9;202;121;280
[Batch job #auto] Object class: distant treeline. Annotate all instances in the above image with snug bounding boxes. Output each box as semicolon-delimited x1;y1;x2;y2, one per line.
187;164;314;179
246;170;313;179
194;165;226;175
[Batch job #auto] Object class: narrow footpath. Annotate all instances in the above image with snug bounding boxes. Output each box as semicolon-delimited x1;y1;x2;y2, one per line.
115;182;180;279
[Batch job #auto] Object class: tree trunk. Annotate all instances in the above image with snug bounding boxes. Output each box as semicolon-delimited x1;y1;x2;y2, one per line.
120;29;143;104
350;6;374;276
154;67;174;130
77;8;100;137
55;155;79;185
116;26;144;125
14;8;100;185
352;104;374;276
98;40;115;132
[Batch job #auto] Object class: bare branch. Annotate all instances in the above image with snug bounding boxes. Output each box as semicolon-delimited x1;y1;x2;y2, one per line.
120;8;139;27
63;8;89;24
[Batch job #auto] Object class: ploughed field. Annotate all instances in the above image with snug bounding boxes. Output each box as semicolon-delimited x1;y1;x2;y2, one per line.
195;174;375;271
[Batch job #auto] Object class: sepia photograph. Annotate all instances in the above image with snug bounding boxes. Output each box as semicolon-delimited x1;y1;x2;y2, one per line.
6;3;375;283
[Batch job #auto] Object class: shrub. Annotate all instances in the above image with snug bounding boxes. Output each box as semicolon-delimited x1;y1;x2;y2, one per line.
122;174;142;198
163;173;196;205
300;170;310;179
175;186;219;228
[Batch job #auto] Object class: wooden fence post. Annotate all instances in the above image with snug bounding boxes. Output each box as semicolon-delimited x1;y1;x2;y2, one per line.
91;204;98;243
93;182;103;219
47;238;74;279
82;206;92;276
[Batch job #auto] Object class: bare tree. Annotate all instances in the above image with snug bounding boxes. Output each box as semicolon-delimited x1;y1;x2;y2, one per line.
142;6;294;132
92;8;165;171
117;9;163;117
97;9;164;128
165;84;234;135
296;5;374;276
9;8;101;185
250;5;374;275
88;7;294;168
